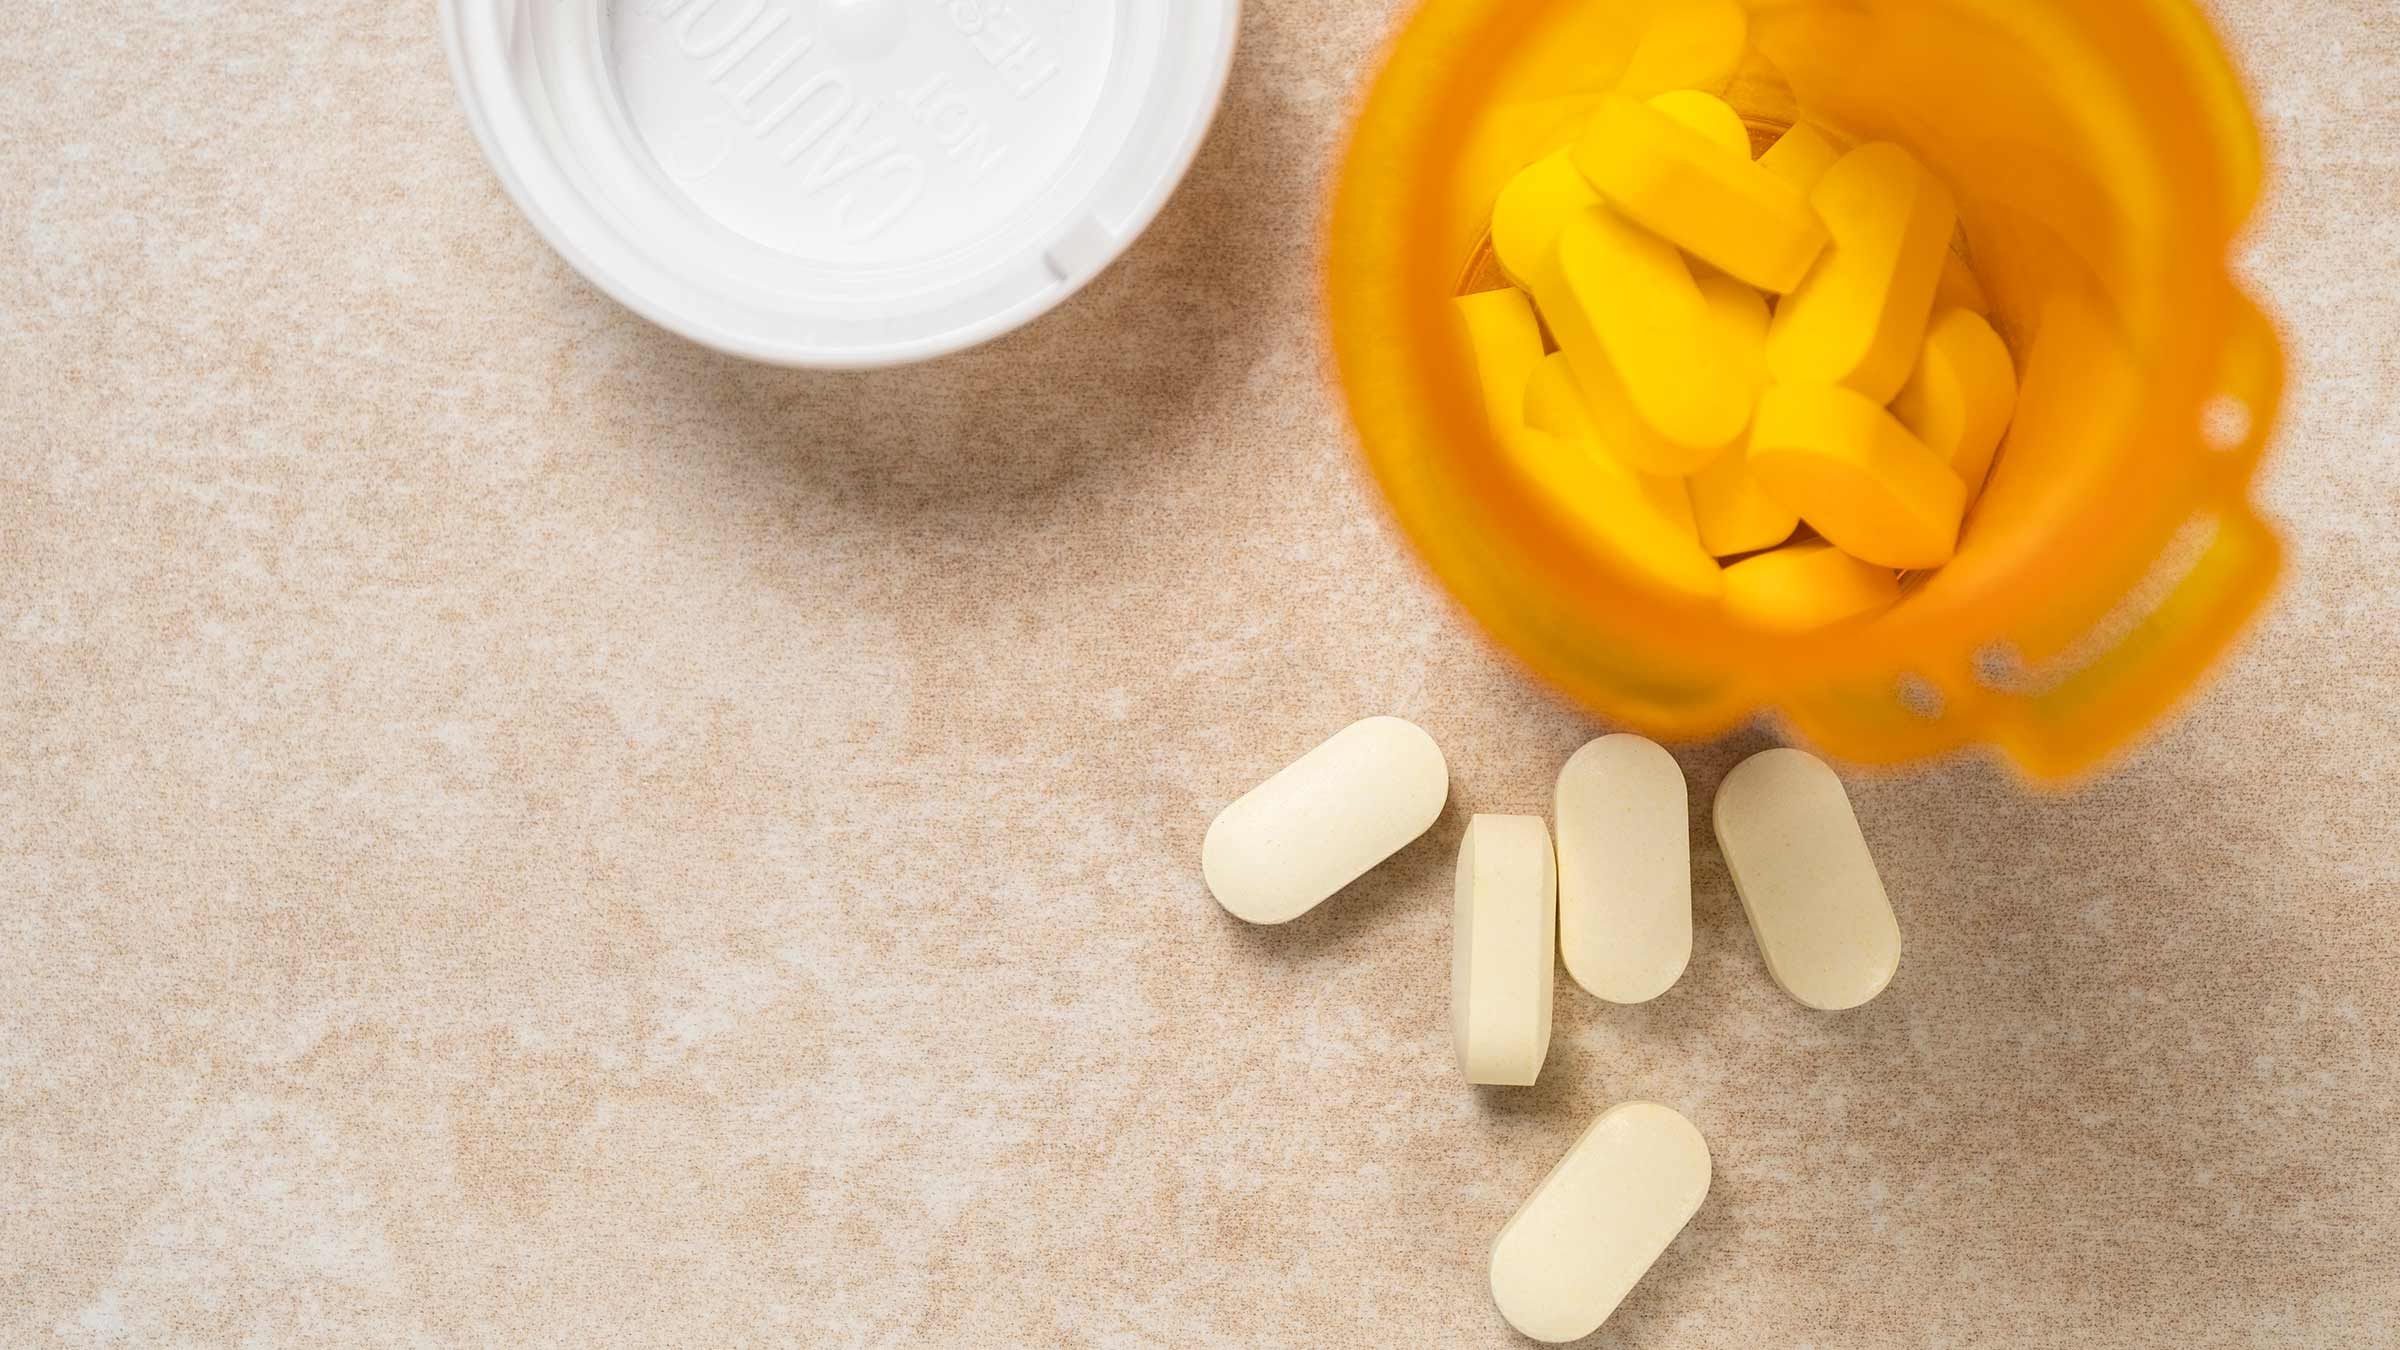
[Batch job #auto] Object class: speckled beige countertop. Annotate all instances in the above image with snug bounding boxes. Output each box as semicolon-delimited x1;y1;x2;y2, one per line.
3;3;2396;1347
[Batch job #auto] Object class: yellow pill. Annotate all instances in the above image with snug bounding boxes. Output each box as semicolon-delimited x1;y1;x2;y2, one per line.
1722;543;1902;631
1680;276;1795;550
1758;122;1845;192
1497;425;1721;603
1696;274;1769;400
1935;249;1991;316
1616;0;1749;97
1455;289;1547;433
1892;307;2019;497
1543;345;1722;478
1546;207;1752;457
1574;94;1829;295
1492;149;1598;293
1691;446;1799;558
1680;275;1781;553
1749;384;1967;570
1647;90;1751;160
1645;94;1753;287
1524;351;1593;441
1767;143;1958;404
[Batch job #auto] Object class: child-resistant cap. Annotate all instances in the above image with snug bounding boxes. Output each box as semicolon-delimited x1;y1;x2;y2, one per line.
440;0;1241;368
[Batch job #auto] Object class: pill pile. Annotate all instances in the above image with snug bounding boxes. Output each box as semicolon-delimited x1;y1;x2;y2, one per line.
1456;46;2020;631
1205;719;1900;1341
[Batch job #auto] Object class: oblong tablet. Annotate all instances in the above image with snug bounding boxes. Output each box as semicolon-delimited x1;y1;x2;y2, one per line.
1494;425;1722;604
1749;383;1967;570
1453;815;1557;1087
1767;142;1957;403
1555;736;1690;1004
1712;748;1901;1010
1548;206;1752;454
1758;121;1845;193
1892;306;2019;497
1685;278;1792;556
1203;717;1448;925
1691;441;1801;557
1575;94;1829;294
1523;351;1599;444
1722;543;1901;632
1456;288;1546;434
1543;328;1726;480
1646;90;1751;161
1615;0;1747;98
1490;1102;1712;1343
1491;149;1598;294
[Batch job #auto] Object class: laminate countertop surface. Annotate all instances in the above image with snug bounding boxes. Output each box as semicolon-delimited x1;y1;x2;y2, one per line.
3;3;2395;1345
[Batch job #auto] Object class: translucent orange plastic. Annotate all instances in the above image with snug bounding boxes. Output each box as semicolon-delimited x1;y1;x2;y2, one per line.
1327;0;2283;781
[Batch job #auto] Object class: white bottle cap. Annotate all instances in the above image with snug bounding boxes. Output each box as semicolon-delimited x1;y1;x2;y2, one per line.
440;0;1240;368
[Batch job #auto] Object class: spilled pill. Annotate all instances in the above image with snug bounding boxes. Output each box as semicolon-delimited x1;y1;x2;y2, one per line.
1490;1102;1712;1343
1749;383;1968;570
1893;306;2019;497
1713;748;1901;1010
1455;288;1548;435
1768;142;1957;403
1722;542;1901;632
1555;735;1691;1005
1575;94;1829;294
1547;207;1752;457
1203;717;1448;925
1453;815;1557;1087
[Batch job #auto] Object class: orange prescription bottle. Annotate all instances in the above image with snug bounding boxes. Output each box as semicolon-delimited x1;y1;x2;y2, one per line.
1327;0;2283;780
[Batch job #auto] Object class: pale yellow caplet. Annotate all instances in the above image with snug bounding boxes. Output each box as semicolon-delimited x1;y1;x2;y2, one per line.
1749;384;1968;570
1767;142;1958;404
1721;543;1902;631
1892;307;2020;496
1573;94;1829;295
1454;289;1546;434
